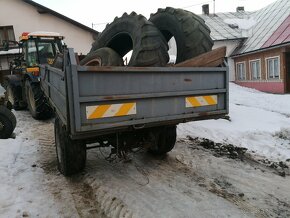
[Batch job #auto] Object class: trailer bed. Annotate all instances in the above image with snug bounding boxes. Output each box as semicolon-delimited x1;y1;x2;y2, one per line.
40;49;228;139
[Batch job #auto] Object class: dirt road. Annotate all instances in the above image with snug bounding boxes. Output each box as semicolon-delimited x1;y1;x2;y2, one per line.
1;111;290;218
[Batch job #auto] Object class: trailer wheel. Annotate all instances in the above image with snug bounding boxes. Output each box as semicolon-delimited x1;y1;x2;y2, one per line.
149;7;213;63
25;79;52;120
90;12;169;66
149;126;177;155
54;117;86;176
80;47;124;66
0;105;16;139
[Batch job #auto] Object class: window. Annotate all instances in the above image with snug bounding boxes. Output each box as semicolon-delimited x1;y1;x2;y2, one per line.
250;60;261;80
27;40;38;67
267;57;280;79
236;62;246;80
0;26;16;48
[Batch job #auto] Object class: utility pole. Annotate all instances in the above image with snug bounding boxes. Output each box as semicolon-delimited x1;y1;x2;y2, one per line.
213;0;216;15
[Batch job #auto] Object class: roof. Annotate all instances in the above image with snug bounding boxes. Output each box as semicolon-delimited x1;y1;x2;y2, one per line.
200;0;290;55
22;0;99;35
0;48;19;56
200;11;254;41
262;15;290;48
238;0;290;54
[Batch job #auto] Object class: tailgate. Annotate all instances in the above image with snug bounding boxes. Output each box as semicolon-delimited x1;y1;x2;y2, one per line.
41;49;228;139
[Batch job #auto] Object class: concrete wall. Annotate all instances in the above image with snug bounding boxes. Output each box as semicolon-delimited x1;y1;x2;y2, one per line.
0;0;94;54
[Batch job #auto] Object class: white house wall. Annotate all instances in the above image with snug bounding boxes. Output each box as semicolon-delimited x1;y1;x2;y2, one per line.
213;40;241;81
0;0;94;54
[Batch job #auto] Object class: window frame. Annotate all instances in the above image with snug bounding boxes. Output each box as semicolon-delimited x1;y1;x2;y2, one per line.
249;59;261;80
236;61;246;81
265;56;280;79
0;26;16;49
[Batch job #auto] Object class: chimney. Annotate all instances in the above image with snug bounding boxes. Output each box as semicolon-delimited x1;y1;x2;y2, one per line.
202;4;209;15
236;6;245;12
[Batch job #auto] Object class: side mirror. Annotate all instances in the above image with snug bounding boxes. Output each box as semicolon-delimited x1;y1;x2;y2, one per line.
2;40;9;51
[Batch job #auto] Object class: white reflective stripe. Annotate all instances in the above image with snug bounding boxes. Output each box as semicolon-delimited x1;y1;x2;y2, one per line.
86;103;136;119
186;95;218;108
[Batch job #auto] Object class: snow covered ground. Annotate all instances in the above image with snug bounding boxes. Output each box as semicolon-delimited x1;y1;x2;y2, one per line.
0;83;290;217
179;83;290;162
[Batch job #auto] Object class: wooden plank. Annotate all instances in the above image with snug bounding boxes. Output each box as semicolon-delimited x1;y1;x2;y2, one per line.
174;46;227;67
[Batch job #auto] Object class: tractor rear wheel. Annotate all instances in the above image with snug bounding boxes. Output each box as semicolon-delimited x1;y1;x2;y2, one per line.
5;83;26;110
25;80;52;120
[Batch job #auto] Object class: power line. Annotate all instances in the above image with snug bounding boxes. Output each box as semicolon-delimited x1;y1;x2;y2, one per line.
182;1;212;9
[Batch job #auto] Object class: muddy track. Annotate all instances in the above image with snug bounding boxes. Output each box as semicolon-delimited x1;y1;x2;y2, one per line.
14;111;290;218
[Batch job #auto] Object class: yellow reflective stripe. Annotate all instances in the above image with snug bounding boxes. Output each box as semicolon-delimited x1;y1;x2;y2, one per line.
88;104;110;119
186;95;218;108
187;97;202;107
115;103;135;116
203;95;217;105
86;103;136;119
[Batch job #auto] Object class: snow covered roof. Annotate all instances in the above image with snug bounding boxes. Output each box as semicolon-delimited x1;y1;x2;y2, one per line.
200;0;290;55
200;11;254;41
0;48;19;56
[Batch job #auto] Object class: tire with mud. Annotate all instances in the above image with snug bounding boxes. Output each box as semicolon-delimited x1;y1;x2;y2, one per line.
25;79;53;120
0;105;16;139
90;12;169;67
5;83;26;110
54;116;86;176
80;47;124;66
149;126;177;155
149;7;213;63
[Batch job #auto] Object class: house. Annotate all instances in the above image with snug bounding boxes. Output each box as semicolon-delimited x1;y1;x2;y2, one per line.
231;0;290;94
201;0;290;93
200;7;255;82
0;0;98;82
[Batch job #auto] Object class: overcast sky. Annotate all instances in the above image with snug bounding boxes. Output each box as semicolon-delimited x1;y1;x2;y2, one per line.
34;0;277;31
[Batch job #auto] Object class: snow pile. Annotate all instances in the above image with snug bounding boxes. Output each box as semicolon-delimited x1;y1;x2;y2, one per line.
223;17;257;30
178;83;290;162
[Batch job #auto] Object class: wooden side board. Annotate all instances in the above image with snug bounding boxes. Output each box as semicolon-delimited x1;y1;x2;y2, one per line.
174;46;227;67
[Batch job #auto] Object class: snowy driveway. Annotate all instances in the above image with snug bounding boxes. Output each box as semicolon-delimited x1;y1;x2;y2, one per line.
1;83;290;217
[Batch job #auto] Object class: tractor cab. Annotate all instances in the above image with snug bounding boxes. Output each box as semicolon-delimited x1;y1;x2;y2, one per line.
19;31;64;76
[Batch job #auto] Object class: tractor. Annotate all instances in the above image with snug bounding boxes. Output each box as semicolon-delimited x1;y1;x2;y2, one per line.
2;31;64;119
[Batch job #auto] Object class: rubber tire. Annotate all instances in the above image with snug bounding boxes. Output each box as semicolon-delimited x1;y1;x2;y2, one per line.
149;126;177;155
80;47;124;66
25;80;53;120
54;116;86;176
0;105;16;139
149;7;213;63
5;83;26;110
90;12;169;67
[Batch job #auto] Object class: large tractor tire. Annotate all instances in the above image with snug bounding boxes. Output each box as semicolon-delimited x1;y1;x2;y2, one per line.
80;47;124;66
149;126;177;155
0;105;16;139
90;12;169;67
54;116;86;176
5;83;26;110
149;7;213;63
25;80;52;120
